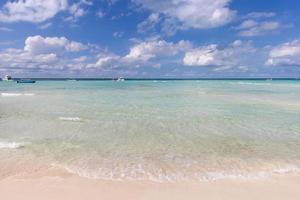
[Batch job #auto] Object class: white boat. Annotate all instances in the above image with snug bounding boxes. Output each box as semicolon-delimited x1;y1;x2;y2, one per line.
115;77;125;82
2;75;12;81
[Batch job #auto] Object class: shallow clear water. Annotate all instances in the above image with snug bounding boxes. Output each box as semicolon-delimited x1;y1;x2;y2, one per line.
0;80;300;182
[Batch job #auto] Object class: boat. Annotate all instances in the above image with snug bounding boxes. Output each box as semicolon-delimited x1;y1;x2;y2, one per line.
17;79;36;84
2;75;12;81
115;77;125;82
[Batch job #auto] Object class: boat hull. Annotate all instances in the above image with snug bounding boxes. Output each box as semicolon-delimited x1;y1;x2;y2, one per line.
17;80;36;83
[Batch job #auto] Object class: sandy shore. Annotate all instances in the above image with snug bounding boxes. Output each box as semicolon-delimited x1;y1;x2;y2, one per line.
0;174;299;200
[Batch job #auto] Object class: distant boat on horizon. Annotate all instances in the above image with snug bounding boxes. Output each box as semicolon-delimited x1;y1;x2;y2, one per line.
114;77;125;82
2;75;13;81
17;79;36;84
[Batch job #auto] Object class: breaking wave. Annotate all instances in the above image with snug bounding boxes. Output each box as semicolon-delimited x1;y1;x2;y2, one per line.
59;117;82;122
0;142;26;149
1;93;35;97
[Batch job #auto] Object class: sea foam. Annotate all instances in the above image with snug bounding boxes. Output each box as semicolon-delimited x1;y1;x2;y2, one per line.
59;117;82;122
0;142;25;149
1;93;35;97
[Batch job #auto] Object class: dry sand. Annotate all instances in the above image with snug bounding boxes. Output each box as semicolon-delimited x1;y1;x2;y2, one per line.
0;174;299;200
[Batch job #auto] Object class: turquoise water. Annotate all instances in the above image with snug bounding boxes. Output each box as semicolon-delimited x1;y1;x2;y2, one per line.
0;80;300;182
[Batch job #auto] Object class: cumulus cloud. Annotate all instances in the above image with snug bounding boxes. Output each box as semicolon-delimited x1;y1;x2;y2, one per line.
0;48;61;71
0;35;273;76
133;0;236;35
123;39;192;64
24;35;87;55
183;45;218;66
85;39;192;69
0;35;89;72
266;39;300;66
84;39;259;73
183;40;255;71
86;54;120;69
0;0;68;23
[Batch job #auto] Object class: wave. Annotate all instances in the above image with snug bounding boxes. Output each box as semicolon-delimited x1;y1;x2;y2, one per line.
235;82;272;86
59;117;82;122
0;142;26;149
54;163;300;183
200;166;300;182
1;93;35;97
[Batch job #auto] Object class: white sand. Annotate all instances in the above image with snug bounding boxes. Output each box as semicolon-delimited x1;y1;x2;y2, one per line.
0;174;299;200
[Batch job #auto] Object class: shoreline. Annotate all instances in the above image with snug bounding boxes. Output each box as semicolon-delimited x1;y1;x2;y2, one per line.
0;173;299;200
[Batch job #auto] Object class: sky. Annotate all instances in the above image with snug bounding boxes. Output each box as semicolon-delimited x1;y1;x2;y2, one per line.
0;0;300;78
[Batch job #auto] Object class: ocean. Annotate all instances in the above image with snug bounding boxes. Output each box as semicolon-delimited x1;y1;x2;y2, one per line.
0;80;300;182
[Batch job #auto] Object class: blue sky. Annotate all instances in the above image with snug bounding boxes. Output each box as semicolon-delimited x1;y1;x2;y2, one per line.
0;0;300;78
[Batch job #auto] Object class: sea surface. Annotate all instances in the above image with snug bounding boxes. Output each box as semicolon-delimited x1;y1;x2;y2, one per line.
0;80;300;182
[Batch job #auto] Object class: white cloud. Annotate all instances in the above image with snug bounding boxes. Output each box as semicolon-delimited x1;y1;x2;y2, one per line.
0;35;90;72
66;41;88;52
244;12;276;19
183;40;255;70
238;65;249;72
96;10;105;18
235;12;289;37
68;0;93;22
133;0;235;34
85;39;259;72
73;56;88;63
183;45;218;66
123;39;192;64
24;35;87;55
0;0;68;23
266;39;300;66
85;39;192;69
70;5;86;18
237;20;258;29
86;54;120;69
137;13;161;33
0;48;61;70
113;31;124;38
237;21;281;37
39;22;52;30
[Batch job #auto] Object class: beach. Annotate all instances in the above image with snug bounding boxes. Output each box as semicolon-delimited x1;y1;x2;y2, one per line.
0;80;300;199
1;174;300;200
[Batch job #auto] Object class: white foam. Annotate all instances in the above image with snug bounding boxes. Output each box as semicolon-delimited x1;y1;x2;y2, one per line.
0;142;25;149
53;163;300;183
59;117;82;122
272;166;300;174
1;93;22;97
236;82;271;86
23;93;35;96
1;93;35;97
